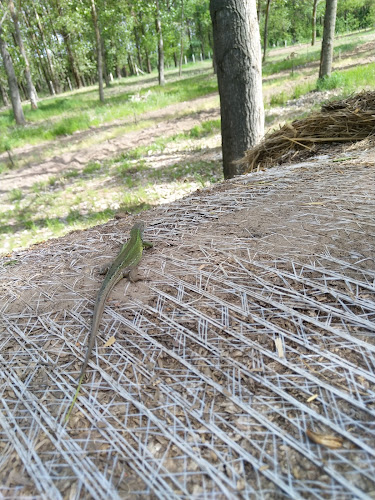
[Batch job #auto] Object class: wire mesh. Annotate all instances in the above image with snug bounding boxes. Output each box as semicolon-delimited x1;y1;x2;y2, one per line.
0;153;374;499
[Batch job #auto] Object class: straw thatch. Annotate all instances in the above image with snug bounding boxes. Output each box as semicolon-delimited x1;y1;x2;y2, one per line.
241;90;375;172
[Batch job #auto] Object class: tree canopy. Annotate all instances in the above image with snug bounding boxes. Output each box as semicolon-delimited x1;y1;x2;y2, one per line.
0;0;373;106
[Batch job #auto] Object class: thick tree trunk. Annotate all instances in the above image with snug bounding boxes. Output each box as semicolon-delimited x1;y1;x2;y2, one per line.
155;0;165;85
311;0;319;46
262;0;271;62
9;0;38;109
0;25;25;125
319;0;337;78
210;0;264;179
90;0;104;102
0;78;10;106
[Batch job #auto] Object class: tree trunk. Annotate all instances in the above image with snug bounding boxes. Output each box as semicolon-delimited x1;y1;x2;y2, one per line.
0;25;25;125
312;0;319;45
128;54;135;76
155;0;165;85
9;0;38;109
90;0;104;102
62;31;82;89
0;78;10;106
262;0;271;62
210;0;264;179
319;0;337;78
53;0;82;89
101;37;110;87
133;27;143;71
179;0;184;77
31;0;61;93
257;0;261;21
21;10;53;94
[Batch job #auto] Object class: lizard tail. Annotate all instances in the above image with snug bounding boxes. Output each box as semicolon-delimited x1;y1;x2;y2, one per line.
65;374;85;424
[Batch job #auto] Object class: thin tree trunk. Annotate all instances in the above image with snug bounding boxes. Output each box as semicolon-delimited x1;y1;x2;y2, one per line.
101;37;110;87
210;0;264;179
179;0;184;77
61;30;82;88
21;10;53;94
0;24;25;124
139;15;152;73
262;0;271;62
31;0;61;93
312;0;319;45
257;0;261;21
155;0;165;85
319;0;337;78
133;27;143;71
90;0;104;101
9;0;38;109
128;54;135;76
53;0;82;89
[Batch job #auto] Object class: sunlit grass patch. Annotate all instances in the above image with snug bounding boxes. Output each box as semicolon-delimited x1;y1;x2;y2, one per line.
317;62;375;93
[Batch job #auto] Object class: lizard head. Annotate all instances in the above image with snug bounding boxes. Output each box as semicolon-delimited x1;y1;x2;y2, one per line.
130;221;145;236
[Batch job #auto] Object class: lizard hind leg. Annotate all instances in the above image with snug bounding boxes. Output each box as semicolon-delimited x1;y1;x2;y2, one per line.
126;267;141;282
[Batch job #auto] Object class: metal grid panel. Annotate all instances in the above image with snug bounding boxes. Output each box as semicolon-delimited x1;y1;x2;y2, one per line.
0;155;374;499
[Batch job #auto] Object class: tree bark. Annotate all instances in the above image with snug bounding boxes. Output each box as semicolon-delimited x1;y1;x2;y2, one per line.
319;0;337;78
262;0;271;62
133;26;143;71
0;78;10;106
90;0;104;102
53;0;82;89
210;0;264;179
257;0;261;21
311;0;319;46
9;0;38;109
179;0;184;77
155;0;165;85
21;10;53;94
31;0;61;93
0;24;25;124
101;36;110;87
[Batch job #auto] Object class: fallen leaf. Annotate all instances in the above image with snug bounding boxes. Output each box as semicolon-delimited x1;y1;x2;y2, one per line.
103;335;116;348
306;429;343;449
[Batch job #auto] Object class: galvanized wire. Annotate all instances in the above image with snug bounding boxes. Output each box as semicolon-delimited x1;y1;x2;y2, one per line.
0;153;374;499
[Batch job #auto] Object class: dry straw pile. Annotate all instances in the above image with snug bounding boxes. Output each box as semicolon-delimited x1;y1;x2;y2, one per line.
241;90;375;172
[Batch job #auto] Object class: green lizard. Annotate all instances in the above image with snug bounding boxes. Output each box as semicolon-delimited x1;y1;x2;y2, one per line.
65;221;152;422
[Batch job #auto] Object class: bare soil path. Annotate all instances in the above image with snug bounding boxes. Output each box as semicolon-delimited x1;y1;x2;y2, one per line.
0;94;220;193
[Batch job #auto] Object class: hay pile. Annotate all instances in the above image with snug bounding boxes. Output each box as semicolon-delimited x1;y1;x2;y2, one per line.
241;90;375;172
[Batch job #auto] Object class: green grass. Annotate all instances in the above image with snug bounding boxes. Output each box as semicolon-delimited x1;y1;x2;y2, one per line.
263;30;372;76
8;189;23;202
0;68;218;154
316;62;375;93
266;60;375;109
